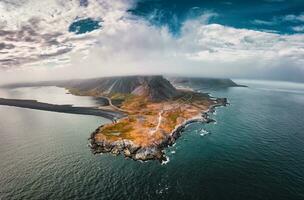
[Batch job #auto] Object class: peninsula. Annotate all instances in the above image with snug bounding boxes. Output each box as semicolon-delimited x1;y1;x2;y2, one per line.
59;75;229;162
1;75;238;162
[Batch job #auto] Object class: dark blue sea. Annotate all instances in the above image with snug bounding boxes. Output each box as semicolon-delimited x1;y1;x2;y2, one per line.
0;80;304;200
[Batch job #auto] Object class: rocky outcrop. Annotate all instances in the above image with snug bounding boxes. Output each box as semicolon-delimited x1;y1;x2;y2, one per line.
90;126;166;162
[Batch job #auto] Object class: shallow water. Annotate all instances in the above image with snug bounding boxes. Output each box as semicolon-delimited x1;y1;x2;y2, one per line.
0;86;100;107
0;80;304;200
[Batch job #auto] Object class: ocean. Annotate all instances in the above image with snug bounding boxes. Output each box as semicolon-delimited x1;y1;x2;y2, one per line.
0;80;303;200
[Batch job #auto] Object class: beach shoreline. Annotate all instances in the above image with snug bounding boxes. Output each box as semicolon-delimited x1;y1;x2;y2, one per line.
0;98;125;120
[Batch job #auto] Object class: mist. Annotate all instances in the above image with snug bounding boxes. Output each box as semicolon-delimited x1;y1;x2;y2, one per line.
0;0;303;85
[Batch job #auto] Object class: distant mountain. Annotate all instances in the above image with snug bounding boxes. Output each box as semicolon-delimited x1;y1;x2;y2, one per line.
58;75;180;101
168;77;245;90
2;76;244;101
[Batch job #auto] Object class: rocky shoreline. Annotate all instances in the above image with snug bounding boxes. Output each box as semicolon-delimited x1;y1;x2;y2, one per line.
89;97;228;163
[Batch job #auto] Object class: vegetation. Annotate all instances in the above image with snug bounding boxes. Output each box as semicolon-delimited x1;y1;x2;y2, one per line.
94;91;213;147
167;110;181;124
102;120;134;139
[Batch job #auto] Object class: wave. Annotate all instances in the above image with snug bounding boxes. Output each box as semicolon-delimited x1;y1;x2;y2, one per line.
199;129;210;136
161;156;170;165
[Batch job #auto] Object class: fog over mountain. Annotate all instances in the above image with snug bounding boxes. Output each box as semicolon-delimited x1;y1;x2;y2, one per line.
0;0;303;84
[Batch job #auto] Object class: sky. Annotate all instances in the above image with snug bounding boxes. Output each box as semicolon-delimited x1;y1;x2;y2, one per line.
0;0;304;83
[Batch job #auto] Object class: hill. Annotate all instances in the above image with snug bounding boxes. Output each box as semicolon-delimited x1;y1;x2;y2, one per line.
61;75;180;101
168;77;245;90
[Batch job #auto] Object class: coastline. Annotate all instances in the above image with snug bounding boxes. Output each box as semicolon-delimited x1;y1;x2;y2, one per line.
0;93;227;163
0;98;125;120
0;76;232;163
89;97;228;163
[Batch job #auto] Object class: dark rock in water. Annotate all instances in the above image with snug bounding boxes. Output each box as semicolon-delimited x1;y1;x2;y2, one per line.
206;118;216;123
217;98;228;105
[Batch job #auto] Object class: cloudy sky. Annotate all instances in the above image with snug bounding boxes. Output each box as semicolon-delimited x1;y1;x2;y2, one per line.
0;0;304;83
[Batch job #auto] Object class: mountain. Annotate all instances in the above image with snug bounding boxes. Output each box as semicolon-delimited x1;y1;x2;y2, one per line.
168;77;245;90
1;76;244;101
59;75;180;101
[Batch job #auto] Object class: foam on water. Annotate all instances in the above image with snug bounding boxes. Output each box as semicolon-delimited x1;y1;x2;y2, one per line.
161;156;170;165
1;80;304;200
199;129;209;136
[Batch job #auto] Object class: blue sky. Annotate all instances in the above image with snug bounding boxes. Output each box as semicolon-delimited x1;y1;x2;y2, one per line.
0;0;303;83
130;0;304;34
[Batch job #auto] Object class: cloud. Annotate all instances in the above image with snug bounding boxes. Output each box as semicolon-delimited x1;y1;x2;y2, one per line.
0;0;303;83
251;19;277;26
0;0;133;69
38;13;303;82
292;25;304;32
283;13;304;22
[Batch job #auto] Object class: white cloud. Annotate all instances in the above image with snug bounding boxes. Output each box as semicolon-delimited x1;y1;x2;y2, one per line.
0;1;303;83
251;19;277;26
292;25;304;32
49;14;303;81
0;0;133;69
283;13;304;22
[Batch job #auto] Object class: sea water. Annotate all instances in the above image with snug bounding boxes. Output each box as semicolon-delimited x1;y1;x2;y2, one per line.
0;81;304;200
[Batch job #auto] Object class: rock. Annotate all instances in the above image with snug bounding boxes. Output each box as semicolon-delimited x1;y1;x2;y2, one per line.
134;147;161;161
123;149;131;157
111;147;120;155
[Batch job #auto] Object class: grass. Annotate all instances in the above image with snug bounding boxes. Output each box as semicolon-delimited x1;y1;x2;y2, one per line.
167;110;181;124
110;93;134;100
122;95;148;111
102;121;133;135
96;91;213;144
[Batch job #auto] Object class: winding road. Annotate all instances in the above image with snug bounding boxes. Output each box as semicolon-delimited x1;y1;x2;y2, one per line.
150;109;164;135
102;96;126;112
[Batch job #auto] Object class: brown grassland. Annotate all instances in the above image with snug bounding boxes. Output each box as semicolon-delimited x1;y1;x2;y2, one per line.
94;91;213;147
